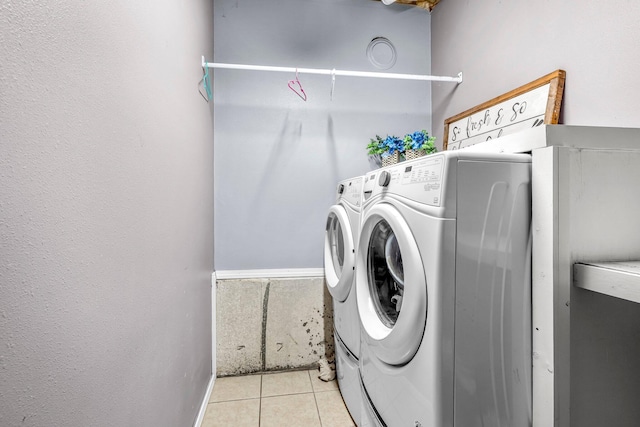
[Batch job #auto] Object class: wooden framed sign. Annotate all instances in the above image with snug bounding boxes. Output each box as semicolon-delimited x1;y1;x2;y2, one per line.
444;70;566;150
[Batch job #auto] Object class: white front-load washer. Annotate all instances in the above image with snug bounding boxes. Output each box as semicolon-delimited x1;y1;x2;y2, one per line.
357;151;532;427
324;176;364;425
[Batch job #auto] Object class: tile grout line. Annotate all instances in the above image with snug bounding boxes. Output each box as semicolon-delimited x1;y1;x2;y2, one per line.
209;397;262;404
261;390;318;399
209;372;344;426
310;370;324;426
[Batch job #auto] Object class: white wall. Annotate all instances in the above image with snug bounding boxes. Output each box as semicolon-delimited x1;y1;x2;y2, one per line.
0;2;214;426
213;0;432;270
431;3;640;425
431;0;640;146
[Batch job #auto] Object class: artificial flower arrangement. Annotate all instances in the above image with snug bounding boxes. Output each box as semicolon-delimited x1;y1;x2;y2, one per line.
367;129;437;167
403;130;436;153
403;130;437;160
367;135;404;156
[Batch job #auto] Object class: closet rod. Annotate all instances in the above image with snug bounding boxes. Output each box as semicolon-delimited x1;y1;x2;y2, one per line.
202;58;462;83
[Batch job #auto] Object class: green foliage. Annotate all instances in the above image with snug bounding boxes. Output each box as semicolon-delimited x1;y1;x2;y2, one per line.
367;135;386;155
417;136;437;154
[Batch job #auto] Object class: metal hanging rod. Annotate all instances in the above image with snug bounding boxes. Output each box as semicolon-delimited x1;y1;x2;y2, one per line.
201;57;462;84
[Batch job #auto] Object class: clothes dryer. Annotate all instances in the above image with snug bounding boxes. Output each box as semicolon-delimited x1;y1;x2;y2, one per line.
357;152;532;427
324;176;364;425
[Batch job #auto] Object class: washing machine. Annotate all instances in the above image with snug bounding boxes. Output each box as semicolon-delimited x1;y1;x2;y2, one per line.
324;175;364;425
357;151;533;427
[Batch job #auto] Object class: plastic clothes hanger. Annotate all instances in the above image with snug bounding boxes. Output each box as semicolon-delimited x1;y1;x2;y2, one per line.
199;66;212;102
288;68;307;101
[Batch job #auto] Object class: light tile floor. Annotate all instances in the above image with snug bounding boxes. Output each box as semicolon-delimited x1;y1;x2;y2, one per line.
202;369;355;427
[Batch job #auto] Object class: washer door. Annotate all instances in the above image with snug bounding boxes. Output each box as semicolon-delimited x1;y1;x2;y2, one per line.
356;203;427;366
324;205;355;302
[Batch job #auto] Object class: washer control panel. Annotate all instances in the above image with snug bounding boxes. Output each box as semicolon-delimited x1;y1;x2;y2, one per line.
363;171;379;201
369;155;444;207
338;177;363;207
363;155;446;207
401;157;443;185
398;156;444;206
378;171;391;187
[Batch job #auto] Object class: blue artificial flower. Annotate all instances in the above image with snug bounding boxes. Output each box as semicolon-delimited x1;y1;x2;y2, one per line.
410;131;426;150
383;135;404;154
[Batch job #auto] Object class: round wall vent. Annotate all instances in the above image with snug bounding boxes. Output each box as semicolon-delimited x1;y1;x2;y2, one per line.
366;37;397;70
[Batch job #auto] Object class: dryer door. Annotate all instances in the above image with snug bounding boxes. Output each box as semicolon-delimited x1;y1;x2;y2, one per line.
356;202;427;366
324;204;355;302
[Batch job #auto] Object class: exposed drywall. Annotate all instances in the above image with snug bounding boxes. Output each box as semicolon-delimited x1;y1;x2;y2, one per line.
0;2;214;426
216;277;333;377
431;0;640;147
213;0;432;270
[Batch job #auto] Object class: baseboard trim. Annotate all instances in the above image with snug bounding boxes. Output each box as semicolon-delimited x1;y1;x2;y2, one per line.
211;272;216;380
193;374;215;427
214;268;324;280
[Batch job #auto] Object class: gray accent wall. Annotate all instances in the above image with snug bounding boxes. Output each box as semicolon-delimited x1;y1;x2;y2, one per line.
431;0;640;146
0;2;214;426
213;0;432;270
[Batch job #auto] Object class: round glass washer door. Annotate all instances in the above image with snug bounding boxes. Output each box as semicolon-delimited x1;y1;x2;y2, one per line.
356;202;427;366
324;204;355;302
